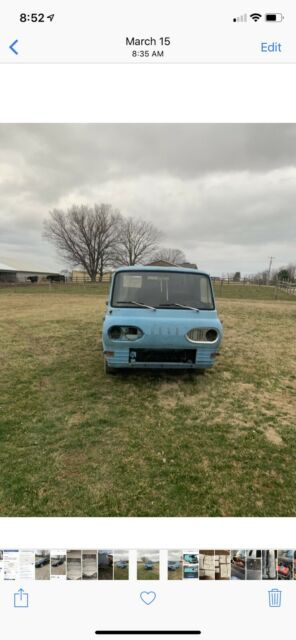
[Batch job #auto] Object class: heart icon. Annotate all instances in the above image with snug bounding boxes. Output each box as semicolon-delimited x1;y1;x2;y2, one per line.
140;591;156;605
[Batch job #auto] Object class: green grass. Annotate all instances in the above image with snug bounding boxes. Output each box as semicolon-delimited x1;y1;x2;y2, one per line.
1;286;296;516
214;282;295;301
168;565;183;580
1;280;295;301
114;566;129;580
0;282;110;296
98;566;113;580
137;562;160;580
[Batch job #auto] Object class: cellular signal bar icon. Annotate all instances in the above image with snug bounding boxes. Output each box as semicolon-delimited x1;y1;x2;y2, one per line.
233;13;248;22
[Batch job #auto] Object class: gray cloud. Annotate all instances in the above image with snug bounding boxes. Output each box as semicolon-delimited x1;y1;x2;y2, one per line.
0;124;295;274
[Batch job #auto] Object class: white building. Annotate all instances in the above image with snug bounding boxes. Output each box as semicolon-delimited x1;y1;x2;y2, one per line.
0;261;61;283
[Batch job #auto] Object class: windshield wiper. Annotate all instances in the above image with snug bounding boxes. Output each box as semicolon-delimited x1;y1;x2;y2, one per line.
158;302;200;312
116;300;156;310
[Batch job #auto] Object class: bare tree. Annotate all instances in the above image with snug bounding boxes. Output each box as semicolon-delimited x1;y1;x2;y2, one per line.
43;204;121;282
286;263;296;282
114;217;161;266
272;262;296;283
153;247;187;265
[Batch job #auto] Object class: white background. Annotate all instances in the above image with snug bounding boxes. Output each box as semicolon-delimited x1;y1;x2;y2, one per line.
1;518;296;547
1;64;296;122
0;578;291;639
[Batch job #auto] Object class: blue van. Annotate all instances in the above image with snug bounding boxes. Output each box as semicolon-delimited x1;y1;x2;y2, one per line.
102;266;223;373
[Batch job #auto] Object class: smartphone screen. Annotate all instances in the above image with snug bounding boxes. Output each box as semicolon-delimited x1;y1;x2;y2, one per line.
0;2;295;638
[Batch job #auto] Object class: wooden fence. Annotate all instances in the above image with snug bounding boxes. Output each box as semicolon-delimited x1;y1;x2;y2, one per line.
276;280;296;295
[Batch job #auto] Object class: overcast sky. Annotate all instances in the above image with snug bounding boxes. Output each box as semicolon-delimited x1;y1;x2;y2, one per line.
1;123;295;276
137;550;159;561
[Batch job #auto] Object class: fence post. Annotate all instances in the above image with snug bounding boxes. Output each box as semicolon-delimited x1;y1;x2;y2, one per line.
274;284;277;300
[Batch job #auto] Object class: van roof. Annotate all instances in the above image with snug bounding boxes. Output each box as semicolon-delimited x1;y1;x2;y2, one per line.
114;265;210;277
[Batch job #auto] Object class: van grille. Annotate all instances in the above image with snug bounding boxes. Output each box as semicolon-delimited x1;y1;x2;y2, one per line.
129;348;197;364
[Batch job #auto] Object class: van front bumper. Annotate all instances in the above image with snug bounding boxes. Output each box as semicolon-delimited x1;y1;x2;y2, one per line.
103;345;219;369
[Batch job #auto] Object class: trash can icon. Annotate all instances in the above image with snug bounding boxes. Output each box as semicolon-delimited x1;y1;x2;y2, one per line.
268;588;282;608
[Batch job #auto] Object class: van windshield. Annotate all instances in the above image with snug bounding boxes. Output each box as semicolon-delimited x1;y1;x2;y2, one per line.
112;270;214;310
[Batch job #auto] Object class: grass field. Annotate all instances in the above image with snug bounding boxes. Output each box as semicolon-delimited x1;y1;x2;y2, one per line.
0;280;295;301
1;283;296;516
114;565;129;580
168;565;183;580
137;561;160;580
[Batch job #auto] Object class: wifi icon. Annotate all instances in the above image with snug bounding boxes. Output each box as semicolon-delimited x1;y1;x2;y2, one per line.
250;12;262;21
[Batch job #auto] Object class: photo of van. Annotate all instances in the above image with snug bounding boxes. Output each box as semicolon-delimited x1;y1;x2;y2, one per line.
102;266;223;373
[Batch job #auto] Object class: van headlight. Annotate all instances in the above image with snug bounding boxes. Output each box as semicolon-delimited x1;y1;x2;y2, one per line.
205;329;218;342
108;326;143;341
108;326;122;340
186;328;219;343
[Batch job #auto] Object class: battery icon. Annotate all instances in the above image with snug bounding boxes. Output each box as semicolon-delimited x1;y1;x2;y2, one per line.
265;13;284;21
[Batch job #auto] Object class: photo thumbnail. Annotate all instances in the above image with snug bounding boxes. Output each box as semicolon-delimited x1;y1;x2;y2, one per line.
215;550;230;580
231;550;246;580
183;551;199;580
98;551;113;580
246;550;262;580
167;550;183;580
50;550;67;580
35;550;50;580
137;550;160;580
67;550;82;580
277;550;294;580
199;550;215;580
114;550;129;580
82;550;97;580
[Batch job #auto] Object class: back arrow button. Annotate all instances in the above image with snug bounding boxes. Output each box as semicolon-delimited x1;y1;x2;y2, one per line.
9;39;19;55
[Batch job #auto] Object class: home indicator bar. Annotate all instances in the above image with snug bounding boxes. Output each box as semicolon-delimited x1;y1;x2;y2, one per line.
95;633;202;636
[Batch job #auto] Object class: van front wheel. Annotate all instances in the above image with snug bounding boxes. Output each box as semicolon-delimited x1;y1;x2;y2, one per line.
104;360;116;375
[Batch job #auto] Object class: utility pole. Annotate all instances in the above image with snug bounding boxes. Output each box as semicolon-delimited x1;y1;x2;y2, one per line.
267;256;275;282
